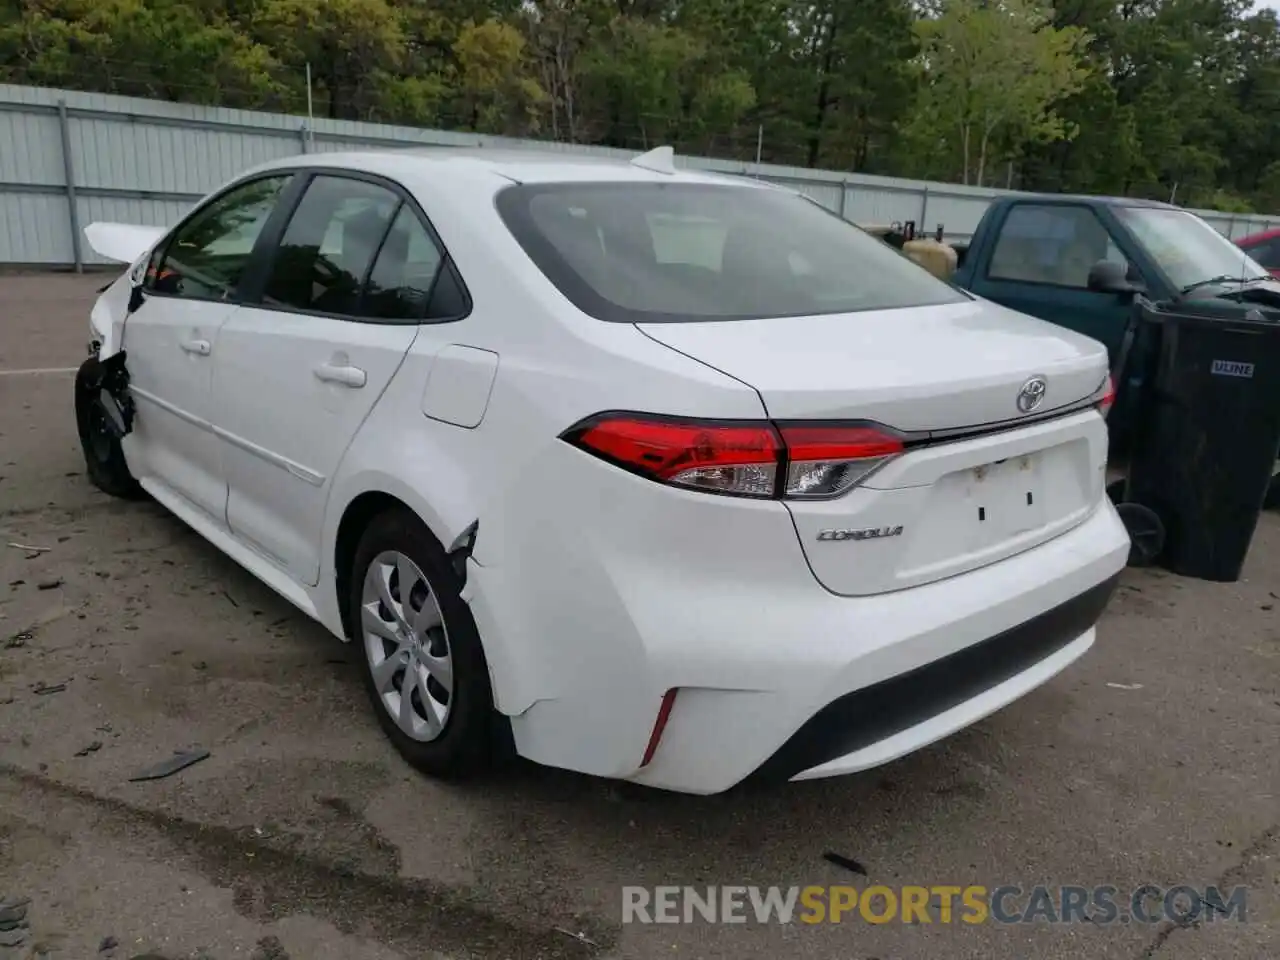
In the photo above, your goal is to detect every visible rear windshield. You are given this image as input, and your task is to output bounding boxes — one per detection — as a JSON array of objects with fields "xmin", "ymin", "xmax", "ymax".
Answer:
[{"xmin": 494, "ymin": 181, "xmax": 968, "ymax": 323}]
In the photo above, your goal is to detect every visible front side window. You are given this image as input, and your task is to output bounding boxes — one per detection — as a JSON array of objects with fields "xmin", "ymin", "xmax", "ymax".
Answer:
[
  {"xmin": 495, "ymin": 182, "xmax": 968, "ymax": 323},
  {"xmin": 987, "ymin": 204, "xmax": 1121, "ymax": 289},
  {"xmin": 148, "ymin": 175, "xmax": 290, "ymax": 300},
  {"xmin": 1115, "ymin": 206, "xmax": 1269, "ymax": 292},
  {"xmin": 261, "ymin": 175, "xmax": 401, "ymax": 315}
]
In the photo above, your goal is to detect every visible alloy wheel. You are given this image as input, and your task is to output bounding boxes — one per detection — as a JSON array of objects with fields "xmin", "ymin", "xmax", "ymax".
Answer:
[{"xmin": 360, "ymin": 550, "xmax": 454, "ymax": 742}]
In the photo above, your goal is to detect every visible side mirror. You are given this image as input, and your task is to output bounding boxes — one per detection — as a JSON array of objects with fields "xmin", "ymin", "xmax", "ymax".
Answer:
[{"xmin": 1088, "ymin": 259, "xmax": 1143, "ymax": 296}]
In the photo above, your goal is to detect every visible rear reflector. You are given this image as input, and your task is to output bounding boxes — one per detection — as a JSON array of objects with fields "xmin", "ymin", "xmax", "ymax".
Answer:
[
  {"xmin": 562, "ymin": 413, "xmax": 905, "ymax": 499},
  {"xmin": 640, "ymin": 689, "xmax": 679, "ymax": 767}
]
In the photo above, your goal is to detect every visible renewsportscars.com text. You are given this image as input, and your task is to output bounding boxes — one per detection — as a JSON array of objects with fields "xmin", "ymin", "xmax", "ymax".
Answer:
[{"xmin": 622, "ymin": 884, "xmax": 1248, "ymax": 926}]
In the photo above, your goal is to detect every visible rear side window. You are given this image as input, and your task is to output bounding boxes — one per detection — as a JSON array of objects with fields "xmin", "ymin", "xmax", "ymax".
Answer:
[
  {"xmin": 363, "ymin": 205, "xmax": 446, "ymax": 320},
  {"xmin": 261, "ymin": 175, "xmax": 400, "ymax": 315},
  {"xmin": 494, "ymin": 182, "xmax": 967, "ymax": 323}
]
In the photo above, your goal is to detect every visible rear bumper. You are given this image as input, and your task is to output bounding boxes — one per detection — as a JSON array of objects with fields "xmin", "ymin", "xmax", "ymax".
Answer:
[
  {"xmin": 748, "ymin": 573, "xmax": 1118, "ymax": 784},
  {"xmin": 464, "ymin": 441, "xmax": 1129, "ymax": 795},
  {"xmin": 625, "ymin": 502, "xmax": 1127, "ymax": 794}
]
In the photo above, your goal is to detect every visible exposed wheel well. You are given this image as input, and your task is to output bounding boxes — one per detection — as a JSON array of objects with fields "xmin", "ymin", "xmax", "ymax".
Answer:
[
  {"xmin": 333, "ymin": 491, "xmax": 515, "ymax": 758},
  {"xmin": 334, "ymin": 491, "xmax": 415, "ymax": 638}
]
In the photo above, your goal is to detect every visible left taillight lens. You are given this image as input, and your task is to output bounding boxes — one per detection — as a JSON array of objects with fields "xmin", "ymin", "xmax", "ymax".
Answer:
[{"xmin": 561, "ymin": 413, "xmax": 904, "ymax": 500}]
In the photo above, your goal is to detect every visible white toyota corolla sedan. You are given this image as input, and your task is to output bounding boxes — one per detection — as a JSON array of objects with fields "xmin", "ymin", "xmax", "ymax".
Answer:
[{"xmin": 76, "ymin": 146, "xmax": 1129, "ymax": 794}]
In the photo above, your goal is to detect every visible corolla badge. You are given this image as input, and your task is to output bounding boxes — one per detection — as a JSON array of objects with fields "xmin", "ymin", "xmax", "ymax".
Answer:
[
  {"xmin": 817, "ymin": 526, "xmax": 904, "ymax": 542},
  {"xmin": 1016, "ymin": 376, "xmax": 1047, "ymax": 414}
]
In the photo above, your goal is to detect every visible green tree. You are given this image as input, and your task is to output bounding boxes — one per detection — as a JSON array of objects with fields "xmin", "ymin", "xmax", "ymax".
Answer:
[
  {"xmin": 451, "ymin": 18, "xmax": 546, "ymax": 134},
  {"xmin": 0, "ymin": 0, "xmax": 284, "ymax": 107},
  {"xmin": 247, "ymin": 0, "xmax": 407, "ymax": 120},
  {"xmin": 911, "ymin": 0, "xmax": 1093, "ymax": 186}
]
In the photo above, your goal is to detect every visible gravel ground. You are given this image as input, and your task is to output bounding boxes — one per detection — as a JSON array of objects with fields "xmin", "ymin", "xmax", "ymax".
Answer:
[{"xmin": 0, "ymin": 273, "xmax": 1276, "ymax": 960}]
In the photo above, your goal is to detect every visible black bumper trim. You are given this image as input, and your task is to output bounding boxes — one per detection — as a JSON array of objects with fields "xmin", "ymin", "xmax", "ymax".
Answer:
[{"xmin": 746, "ymin": 572, "xmax": 1121, "ymax": 784}]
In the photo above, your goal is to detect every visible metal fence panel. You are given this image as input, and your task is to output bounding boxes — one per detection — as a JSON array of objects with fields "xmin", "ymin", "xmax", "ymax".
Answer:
[
  {"xmin": 3, "ymin": 82, "xmax": 1280, "ymax": 268},
  {"xmin": 0, "ymin": 193, "xmax": 72, "ymax": 264}
]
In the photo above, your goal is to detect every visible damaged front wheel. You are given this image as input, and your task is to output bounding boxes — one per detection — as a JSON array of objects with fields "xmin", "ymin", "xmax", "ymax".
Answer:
[{"xmin": 74, "ymin": 356, "xmax": 144, "ymax": 499}]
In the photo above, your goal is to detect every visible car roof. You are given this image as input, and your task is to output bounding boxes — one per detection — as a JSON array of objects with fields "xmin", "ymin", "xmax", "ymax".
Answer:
[
  {"xmin": 248, "ymin": 146, "xmax": 772, "ymax": 190},
  {"xmin": 999, "ymin": 193, "xmax": 1180, "ymax": 210}
]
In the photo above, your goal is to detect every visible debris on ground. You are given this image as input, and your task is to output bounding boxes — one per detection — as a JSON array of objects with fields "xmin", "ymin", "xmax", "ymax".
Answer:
[
  {"xmin": 552, "ymin": 928, "xmax": 599, "ymax": 948},
  {"xmin": 98, "ymin": 935, "xmax": 119, "ymax": 953},
  {"xmin": 31, "ymin": 681, "xmax": 66, "ymax": 696},
  {"xmin": 128, "ymin": 748, "xmax": 211, "ymax": 782},
  {"xmin": 822, "ymin": 851, "xmax": 868, "ymax": 876},
  {"xmin": 35, "ymin": 578, "xmax": 63, "ymax": 591},
  {"xmin": 4, "ymin": 632, "xmax": 31, "ymax": 649},
  {"xmin": 0, "ymin": 896, "xmax": 30, "ymax": 949},
  {"xmin": 6, "ymin": 542, "xmax": 51, "ymax": 554},
  {"xmin": 1106, "ymin": 682, "xmax": 1144, "ymax": 691},
  {"xmin": 0, "ymin": 928, "xmax": 28, "ymax": 948},
  {"xmin": 75, "ymin": 741, "xmax": 103, "ymax": 757},
  {"xmin": 0, "ymin": 896, "xmax": 30, "ymax": 927}
]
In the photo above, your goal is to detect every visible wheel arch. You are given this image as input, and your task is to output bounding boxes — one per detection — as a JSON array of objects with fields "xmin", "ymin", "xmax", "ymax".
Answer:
[
  {"xmin": 323, "ymin": 468, "xmax": 480, "ymax": 639},
  {"xmin": 326, "ymin": 481, "xmax": 517, "ymax": 759},
  {"xmin": 334, "ymin": 490, "xmax": 413, "ymax": 639}
]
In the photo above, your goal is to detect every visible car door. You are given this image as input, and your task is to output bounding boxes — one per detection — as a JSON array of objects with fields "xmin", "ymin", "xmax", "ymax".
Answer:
[
  {"xmin": 208, "ymin": 171, "xmax": 448, "ymax": 586},
  {"xmin": 976, "ymin": 202, "xmax": 1143, "ymax": 364},
  {"xmin": 123, "ymin": 173, "xmax": 294, "ymax": 521}
]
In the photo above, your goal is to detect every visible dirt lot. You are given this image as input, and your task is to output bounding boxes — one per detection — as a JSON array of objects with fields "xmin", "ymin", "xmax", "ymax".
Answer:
[{"xmin": 0, "ymin": 273, "xmax": 1277, "ymax": 960}]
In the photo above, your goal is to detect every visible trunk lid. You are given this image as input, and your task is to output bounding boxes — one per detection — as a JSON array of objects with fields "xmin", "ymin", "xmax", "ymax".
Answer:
[
  {"xmin": 636, "ymin": 298, "xmax": 1107, "ymax": 430},
  {"xmin": 84, "ymin": 222, "xmax": 167, "ymax": 265},
  {"xmin": 638, "ymin": 299, "xmax": 1111, "ymax": 595}
]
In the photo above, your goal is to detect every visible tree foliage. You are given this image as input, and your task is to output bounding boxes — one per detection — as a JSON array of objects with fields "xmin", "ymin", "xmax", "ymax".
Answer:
[{"xmin": 3, "ymin": 0, "xmax": 1280, "ymax": 211}]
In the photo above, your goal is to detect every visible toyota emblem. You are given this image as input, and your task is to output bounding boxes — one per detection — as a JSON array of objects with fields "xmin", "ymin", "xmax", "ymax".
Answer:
[{"xmin": 1016, "ymin": 376, "xmax": 1047, "ymax": 414}]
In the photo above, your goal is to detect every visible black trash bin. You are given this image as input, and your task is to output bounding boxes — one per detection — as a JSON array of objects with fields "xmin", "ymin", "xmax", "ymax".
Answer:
[{"xmin": 1122, "ymin": 298, "xmax": 1280, "ymax": 582}]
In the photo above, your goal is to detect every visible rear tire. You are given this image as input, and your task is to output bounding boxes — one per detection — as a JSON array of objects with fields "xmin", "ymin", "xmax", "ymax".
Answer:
[
  {"xmin": 1116, "ymin": 501, "xmax": 1165, "ymax": 567},
  {"xmin": 74, "ymin": 356, "xmax": 144, "ymax": 500},
  {"xmin": 348, "ymin": 507, "xmax": 495, "ymax": 778}
]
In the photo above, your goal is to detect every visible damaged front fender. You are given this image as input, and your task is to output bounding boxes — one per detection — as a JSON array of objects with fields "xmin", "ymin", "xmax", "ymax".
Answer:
[{"xmin": 89, "ymin": 271, "xmax": 134, "ymax": 360}]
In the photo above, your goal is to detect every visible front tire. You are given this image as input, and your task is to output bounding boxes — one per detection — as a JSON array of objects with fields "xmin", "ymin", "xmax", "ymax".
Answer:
[
  {"xmin": 74, "ymin": 356, "xmax": 144, "ymax": 499},
  {"xmin": 349, "ymin": 508, "xmax": 495, "ymax": 777}
]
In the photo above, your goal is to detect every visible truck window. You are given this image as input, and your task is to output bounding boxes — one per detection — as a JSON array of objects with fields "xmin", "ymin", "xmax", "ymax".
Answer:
[
  {"xmin": 1114, "ymin": 206, "xmax": 1269, "ymax": 292},
  {"xmin": 988, "ymin": 204, "xmax": 1125, "ymax": 289}
]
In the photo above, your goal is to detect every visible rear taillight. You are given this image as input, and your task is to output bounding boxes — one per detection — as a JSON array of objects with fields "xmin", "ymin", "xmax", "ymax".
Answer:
[
  {"xmin": 1098, "ymin": 375, "xmax": 1115, "ymax": 418},
  {"xmin": 777, "ymin": 423, "xmax": 904, "ymax": 498},
  {"xmin": 563, "ymin": 414, "xmax": 780, "ymax": 496},
  {"xmin": 561, "ymin": 413, "xmax": 904, "ymax": 500}
]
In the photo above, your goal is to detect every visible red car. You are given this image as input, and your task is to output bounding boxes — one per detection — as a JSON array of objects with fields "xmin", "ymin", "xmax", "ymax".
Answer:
[{"xmin": 1235, "ymin": 226, "xmax": 1280, "ymax": 276}]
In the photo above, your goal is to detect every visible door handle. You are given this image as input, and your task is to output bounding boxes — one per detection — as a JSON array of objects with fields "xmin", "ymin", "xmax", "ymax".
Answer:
[
  {"xmin": 180, "ymin": 338, "xmax": 211, "ymax": 356},
  {"xmin": 314, "ymin": 362, "xmax": 367, "ymax": 388}
]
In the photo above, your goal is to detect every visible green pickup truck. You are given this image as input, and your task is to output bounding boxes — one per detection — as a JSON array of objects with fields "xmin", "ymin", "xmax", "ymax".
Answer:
[{"xmin": 949, "ymin": 194, "xmax": 1280, "ymax": 447}]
